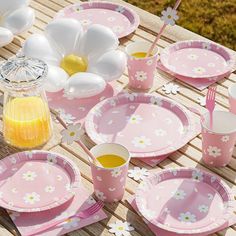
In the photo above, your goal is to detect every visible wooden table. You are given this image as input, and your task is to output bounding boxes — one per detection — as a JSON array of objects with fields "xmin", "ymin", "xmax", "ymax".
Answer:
[{"xmin": 0, "ymin": 0, "xmax": 236, "ymax": 235}]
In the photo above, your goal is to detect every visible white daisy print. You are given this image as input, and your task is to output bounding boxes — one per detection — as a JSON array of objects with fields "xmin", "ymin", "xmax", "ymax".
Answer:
[
  {"xmin": 92, "ymin": 107, "xmax": 102, "ymax": 117},
  {"xmin": 107, "ymin": 16, "xmax": 116, "ymax": 22},
  {"xmin": 208, "ymin": 193, "xmax": 213, "ymax": 200},
  {"xmin": 62, "ymin": 217, "xmax": 80, "ymax": 230},
  {"xmin": 95, "ymin": 190, "xmax": 106, "ymax": 201},
  {"xmin": 202, "ymin": 42, "xmax": 211, "ymax": 50},
  {"xmin": 55, "ymin": 108, "xmax": 76, "ymax": 124},
  {"xmin": 128, "ymin": 167, "xmax": 149, "ymax": 181},
  {"xmin": 150, "ymin": 96, "xmax": 163, "ymax": 106},
  {"xmin": 22, "ymin": 171, "xmax": 37, "ymax": 181},
  {"xmin": 132, "ymin": 136, "xmax": 152, "ymax": 149},
  {"xmin": 8, "ymin": 211, "xmax": 20, "ymax": 221},
  {"xmin": 61, "ymin": 123, "xmax": 84, "ymax": 145},
  {"xmin": 192, "ymin": 170, "xmax": 203, "ymax": 181},
  {"xmin": 45, "ymin": 186, "xmax": 55, "ymax": 193},
  {"xmin": 135, "ymin": 71, "xmax": 147, "ymax": 81},
  {"xmin": 146, "ymin": 59, "xmax": 153, "ymax": 66},
  {"xmin": 25, "ymin": 151, "xmax": 33, "ymax": 159},
  {"xmin": 178, "ymin": 212, "xmax": 196, "ymax": 223},
  {"xmin": 10, "ymin": 157, "xmax": 17, "ymax": 164},
  {"xmin": 187, "ymin": 54, "xmax": 198, "ymax": 60},
  {"xmin": 109, "ymin": 99, "xmax": 117, "ymax": 107},
  {"xmin": 109, "ymin": 220, "xmax": 134, "ymax": 236},
  {"xmin": 80, "ymin": 19, "xmax": 92, "ymax": 26},
  {"xmin": 86, "ymin": 196, "xmax": 96, "ymax": 205},
  {"xmin": 141, "ymin": 207, "xmax": 157, "ymax": 220},
  {"xmin": 207, "ymin": 146, "xmax": 221, "ymax": 158},
  {"xmin": 162, "ymin": 83, "xmax": 180, "ymax": 94},
  {"xmin": 127, "ymin": 114, "xmax": 143, "ymax": 124},
  {"xmin": 112, "ymin": 25, "xmax": 124, "ymax": 33},
  {"xmin": 193, "ymin": 67, "xmax": 206, "ymax": 75},
  {"xmin": 47, "ymin": 153, "xmax": 57, "ymax": 164},
  {"xmin": 221, "ymin": 136, "xmax": 229, "ymax": 142},
  {"xmin": 207, "ymin": 62, "xmax": 215, "ymax": 67},
  {"xmin": 198, "ymin": 204, "xmax": 209, "ymax": 213},
  {"xmin": 160, "ymin": 7, "xmax": 179, "ymax": 26},
  {"xmin": 115, "ymin": 6, "xmax": 125, "ymax": 13},
  {"xmin": 111, "ymin": 168, "xmax": 122, "ymax": 178},
  {"xmin": 155, "ymin": 129, "xmax": 167, "ymax": 136},
  {"xmin": 65, "ymin": 183, "xmax": 71, "ymax": 191},
  {"xmin": 197, "ymin": 96, "xmax": 206, "ymax": 106},
  {"xmin": 23, "ymin": 192, "xmax": 40, "ymax": 204},
  {"xmin": 172, "ymin": 189, "xmax": 186, "ymax": 200},
  {"xmin": 124, "ymin": 92, "xmax": 138, "ymax": 101}
]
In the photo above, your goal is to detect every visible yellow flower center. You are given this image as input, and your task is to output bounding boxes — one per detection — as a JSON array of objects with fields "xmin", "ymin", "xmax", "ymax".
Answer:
[
  {"xmin": 69, "ymin": 131, "xmax": 75, "ymax": 137},
  {"xmin": 60, "ymin": 54, "xmax": 88, "ymax": 76},
  {"xmin": 118, "ymin": 226, "xmax": 124, "ymax": 230},
  {"xmin": 139, "ymin": 140, "xmax": 144, "ymax": 144}
]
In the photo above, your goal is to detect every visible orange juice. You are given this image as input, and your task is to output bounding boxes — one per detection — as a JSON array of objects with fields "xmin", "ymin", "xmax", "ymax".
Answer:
[
  {"xmin": 3, "ymin": 96, "xmax": 52, "ymax": 149},
  {"xmin": 96, "ymin": 154, "xmax": 126, "ymax": 168},
  {"xmin": 131, "ymin": 52, "xmax": 152, "ymax": 58}
]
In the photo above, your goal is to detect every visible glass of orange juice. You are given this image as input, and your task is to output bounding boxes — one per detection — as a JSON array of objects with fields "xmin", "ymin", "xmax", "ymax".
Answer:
[
  {"xmin": 125, "ymin": 41, "xmax": 159, "ymax": 90},
  {"xmin": 89, "ymin": 143, "xmax": 130, "ymax": 203}
]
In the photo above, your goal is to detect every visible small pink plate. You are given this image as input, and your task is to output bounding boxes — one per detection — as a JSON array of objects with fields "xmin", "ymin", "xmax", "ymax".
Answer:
[
  {"xmin": 0, "ymin": 151, "xmax": 80, "ymax": 212},
  {"xmin": 161, "ymin": 40, "xmax": 234, "ymax": 80},
  {"xmin": 85, "ymin": 93, "xmax": 198, "ymax": 158},
  {"xmin": 135, "ymin": 168, "xmax": 234, "ymax": 234},
  {"xmin": 55, "ymin": 1, "xmax": 140, "ymax": 38}
]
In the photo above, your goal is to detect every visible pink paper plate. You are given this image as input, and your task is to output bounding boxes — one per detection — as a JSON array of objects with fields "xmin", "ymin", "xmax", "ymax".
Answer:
[
  {"xmin": 55, "ymin": 1, "xmax": 140, "ymax": 38},
  {"xmin": 85, "ymin": 93, "xmax": 198, "ymax": 158},
  {"xmin": 135, "ymin": 168, "xmax": 235, "ymax": 234},
  {"xmin": 0, "ymin": 151, "xmax": 80, "ymax": 212},
  {"xmin": 161, "ymin": 40, "xmax": 234, "ymax": 81}
]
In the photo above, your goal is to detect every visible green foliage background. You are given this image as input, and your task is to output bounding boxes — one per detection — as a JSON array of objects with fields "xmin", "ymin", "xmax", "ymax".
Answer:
[{"xmin": 125, "ymin": 0, "xmax": 236, "ymax": 50}]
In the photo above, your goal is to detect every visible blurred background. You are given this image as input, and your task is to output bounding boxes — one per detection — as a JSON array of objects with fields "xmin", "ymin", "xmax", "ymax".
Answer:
[{"xmin": 125, "ymin": 0, "xmax": 236, "ymax": 50}]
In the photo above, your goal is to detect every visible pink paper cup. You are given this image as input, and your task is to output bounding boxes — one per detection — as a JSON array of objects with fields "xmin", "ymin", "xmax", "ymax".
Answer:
[
  {"xmin": 125, "ymin": 41, "xmax": 159, "ymax": 91},
  {"xmin": 90, "ymin": 143, "xmax": 130, "ymax": 203},
  {"xmin": 201, "ymin": 110, "xmax": 236, "ymax": 167},
  {"xmin": 228, "ymin": 83, "xmax": 236, "ymax": 114}
]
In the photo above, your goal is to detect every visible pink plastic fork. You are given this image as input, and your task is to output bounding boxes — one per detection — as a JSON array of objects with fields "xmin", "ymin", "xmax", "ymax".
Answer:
[
  {"xmin": 25, "ymin": 201, "xmax": 104, "ymax": 236},
  {"xmin": 206, "ymin": 86, "xmax": 217, "ymax": 129}
]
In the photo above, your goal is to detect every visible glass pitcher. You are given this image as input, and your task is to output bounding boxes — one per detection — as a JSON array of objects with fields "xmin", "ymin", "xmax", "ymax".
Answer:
[{"xmin": 0, "ymin": 56, "xmax": 53, "ymax": 149}]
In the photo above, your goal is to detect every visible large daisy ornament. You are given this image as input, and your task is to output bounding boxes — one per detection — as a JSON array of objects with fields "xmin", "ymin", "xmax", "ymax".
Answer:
[
  {"xmin": 0, "ymin": 0, "xmax": 35, "ymax": 47},
  {"xmin": 23, "ymin": 18, "xmax": 127, "ymax": 98}
]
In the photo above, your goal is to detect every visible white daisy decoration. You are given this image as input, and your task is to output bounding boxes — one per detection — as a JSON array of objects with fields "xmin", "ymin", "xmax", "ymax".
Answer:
[
  {"xmin": 62, "ymin": 216, "xmax": 80, "ymax": 230},
  {"xmin": 79, "ymin": 19, "xmax": 92, "ymax": 26},
  {"xmin": 197, "ymin": 96, "xmax": 206, "ymax": 106},
  {"xmin": 162, "ymin": 83, "xmax": 180, "ymax": 94},
  {"xmin": 221, "ymin": 135, "xmax": 229, "ymax": 142},
  {"xmin": 128, "ymin": 167, "xmax": 149, "ymax": 181},
  {"xmin": 45, "ymin": 186, "xmax": 55, "ymax": 193},
  {"xmin": 193, "ymin": 67, "xmax": 206, "ymax": 75},
  {"xmin": 8, "ymin": 211, "xmax": 20, "ymax": 221},
  {"xmin": 187, "ymin": 54, "xmax": 198, "ymax": 60},
  {"xmin": 135, "ymin": 71, "xmax": 147, "ymax": 81},
  {"xmin": 23, "ymin": 192, "xmax": 40, "ymax": 204},
  {"xmin": 198, "ymin": 204, "xmax": 209, "ymax": 213},
  {"xmin": 111, "ymin": 168, "xmax": 122, "ymax": 178},
  {"xmin": 22, "ymin": 171, "xmax": 37, "ymax": 181},
  {"xmin": 141, "ymin": 207, "xmax": 157, "ymax": 220},
  {"xmin": 146, "ymin": 59, "xmax": 153, "ymax": 66},
  {"xmin": 124, "ymin": 92, "xmax": 138, "ymax": 101},
  {"xmin": 127, "ymin": 114, "xmax": 143, "ymax": 124},
  {"xmin": 207, "ymin": 62, "xmax": 215, "ymax": 67},
  {"xmin": 47, "ymin": 153, "xmax": 57, "ymax": 164},
  {"xmin": 107, "ymin": 16, "xmax": 116, "ymax": 22},
  {"xmin": 10, "ymin": 157, "xmax": 17, "ymax": 164},
  {"xmin": 86, "ymin": 196, "xmax": 96, "ymax": 205},
  {"xmin": 115, "ymin": 6, "xmax": 125, "ymax": 13},
  {"xmin": 95, "ymin": 190, "xmax": 106, "ymax": 201},
  {"xmin": 172, "ymin": 189, "xmax": 186, "ymax": 200},
  {"xmin": 160, "ymin": 7, "xmax": 179, "ymax": 26},
  {"xmin": 55, "ymin": 108, "xmax": 76, "ymax": 125},
  {"xmin": 192, "ymin": 170, "xmax": 203, "ymax": 181},
  {"xmin": 207, "ymin": 146, "xmax": 221, "ymax": 158},
  {"xmin": 132, "ymin": 136, "xmax": 152, "ymax": 149},
  {"xmin": 178, "ymin": 212, "xmax": 196, "ymax": 223},
  {"xmin": 150, "ymin": 96, "xmax": 163, "ymax": 106},
  {"xmin": 155, "ymin": 129, "xmax": 167, "ymax": 136},
  {"xmin": 109, "ymin": 220, "xmax": 134, "ymax": 236},
  {"xmin": 112, "ymin": 25, "xmax": 124, "ymax": 33},
  {"xmin": 61, "ymin": 123, "xmax": 84, "ymax": 145},
  {"xmin": 208, "ymin": 193, "xmax": 213, "ymax": 200},
  {"xmin": 202, "ymin": 42, "xmax": 211, "ymax": 50}
]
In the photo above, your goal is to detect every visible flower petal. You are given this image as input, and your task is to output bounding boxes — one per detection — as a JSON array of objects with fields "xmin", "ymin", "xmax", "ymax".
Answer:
[
  {"xmin": 44, "ymin": 65, "xmax": 68, "ymax": 92},
  {"xmin": 0, "ymin": 0, "xmax": 29, "ymax": 16},
  {"xmin": 3, "ymin": 7, "xmax": 34, "ymax": 34},
  {"xmin": 88, "ymin": 50, "xmax": 126, "ymax": 82},
  {"xmin": 77, "ymin": 24, "xmax": 118, "ymax": 57},
  {"xmin": 45, "ymin": 18, "xmax": 83, "ymax": 56},
  {"xmin": 23, "ymin": 34, "xmax": 61, "ymax": 65},
  {"xmin": 0, "ymin": 27, "xmax": 13, "ymax": 47}
]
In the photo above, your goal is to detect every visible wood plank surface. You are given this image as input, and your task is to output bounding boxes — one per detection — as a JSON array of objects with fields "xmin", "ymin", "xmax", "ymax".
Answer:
[{"xmin": 0, "ymin": 0, "xmax": 235, "ymax": 235}]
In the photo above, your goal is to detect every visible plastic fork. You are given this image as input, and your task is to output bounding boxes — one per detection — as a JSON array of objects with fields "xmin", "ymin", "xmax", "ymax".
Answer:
[
  {"xmin": 206, "ymin": 86, "xmax": 217, "ymax": 129},
  {"xmin": 25, "ymin": 201, "xmax": 104, "ymax": 236}
]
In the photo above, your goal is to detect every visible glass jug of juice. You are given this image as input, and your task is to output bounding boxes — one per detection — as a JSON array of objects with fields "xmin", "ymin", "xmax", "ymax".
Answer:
[{"xmin": 0, "ymin": 56, "xmax": 52, "ymax": 149}]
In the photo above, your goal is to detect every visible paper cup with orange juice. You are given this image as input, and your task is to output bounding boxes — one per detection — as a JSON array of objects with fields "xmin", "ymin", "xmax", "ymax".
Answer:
[
  {"xmin": 126, "ymin": 41, "xmax": 159, "ymax": 90},
  {"xmin": 90, "ymin": 143, "xmax": 130, "ymax": 203}
]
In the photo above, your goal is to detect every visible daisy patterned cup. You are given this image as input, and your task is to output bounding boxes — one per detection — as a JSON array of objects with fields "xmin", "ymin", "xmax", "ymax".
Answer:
[
  {"xmin": 201, "ymin": 110, "xmax": 236, "ymax": 167},
  {"xmin": 126, "ymin": 41, "xmax": 159, "ymax": 91},
  {"xmin": 228, "ymin": 83, "xmax": 236, "ymax": 114},
  {"xmin": 90, "ymin": 143, "xmax": 130, "ymax": 203}
]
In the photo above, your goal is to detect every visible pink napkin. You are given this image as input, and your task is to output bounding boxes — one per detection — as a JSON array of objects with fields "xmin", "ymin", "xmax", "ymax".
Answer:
[
  {"xmin": 8, "ymin": 186, "xmax": 107, "ymax": 236},
  {"xmin": 128, "ymin": 197, "xmax": 236, "ymax": 236}
]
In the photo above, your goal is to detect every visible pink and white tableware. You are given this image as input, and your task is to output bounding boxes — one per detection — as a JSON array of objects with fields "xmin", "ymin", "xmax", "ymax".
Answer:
[
  {"xmin": 126, "ymin": 41, "xmax": 159, "ymax": 90},
  {"xmin": 90, "ymin": 143, "xmax": 130, "ymax": 203},
  {"xmin": 228, "ymin": 83, "xmax": 236, "ymax": 114},
  {"xmin": 85, "ymin": 93, "xmax": 199, "ymax": 159},
  {"xmin": 135, "ymin": 168, "xmax": 235, "ymax": 235},
  {"xmin": 201, "ymin": 110, "xmax": 236, "ymax": 167},
  {"xmin": 0, "ymin": 151, "xmax": 80, "ymax": 212},
  {"xmin": 55, "ymin": 1, "xmax": 140, "ymax": 38}
]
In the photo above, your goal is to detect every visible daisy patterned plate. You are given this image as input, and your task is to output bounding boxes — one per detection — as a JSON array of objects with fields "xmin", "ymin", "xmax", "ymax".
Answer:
[
  {"xmin": 161, "ymin": 40, "xmax": 234, "ymax": 80},
  {"xmin": 0, "ymin": 151, "xmax": 80, "ymax": 212},
  {"xmin": 85, "ymin": 93, "xmax": 198, "ymax": 158},
  {"xmin": 55, "ymin": 1, "xmax": 140, "ymax": 38},
  {"xmin": 135, "ymin": 168, "xmax": 234, "ymax": 234}
]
